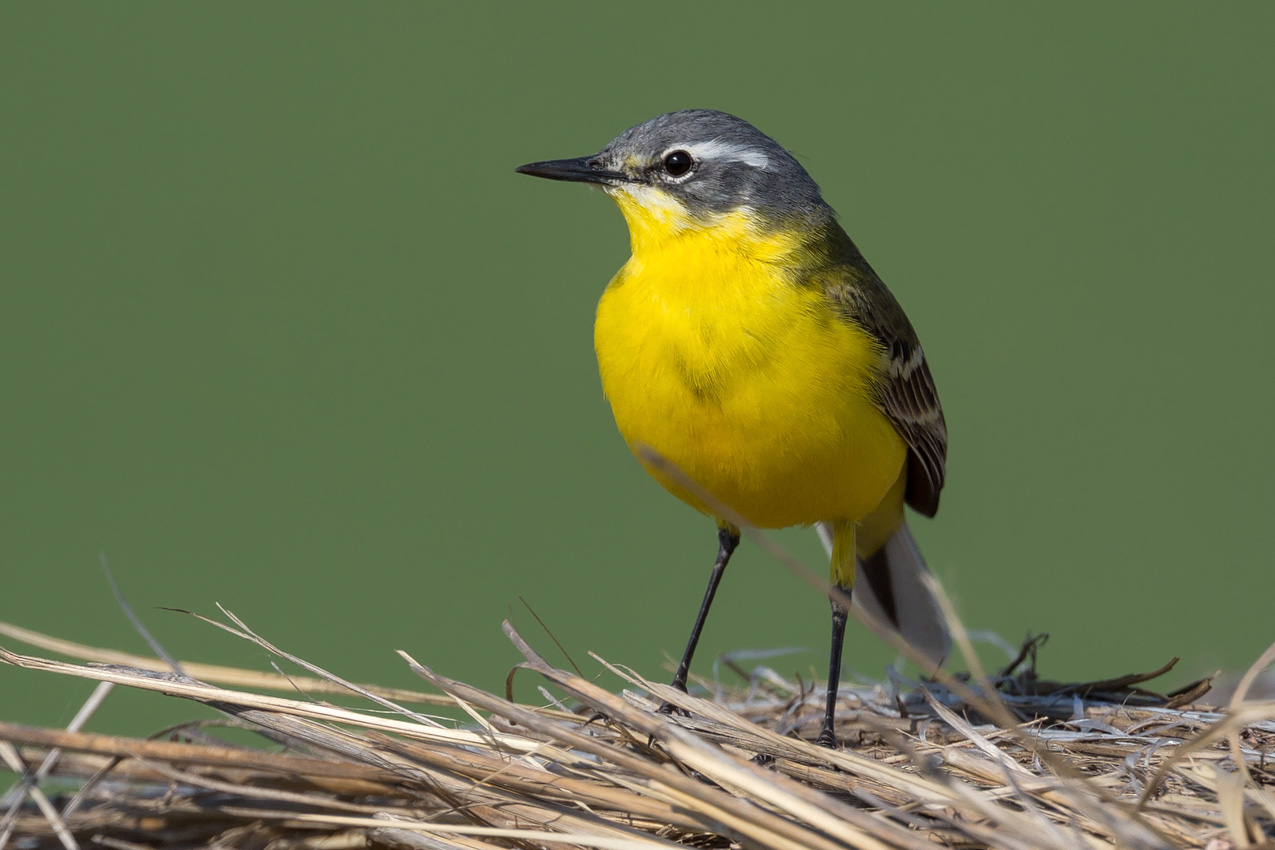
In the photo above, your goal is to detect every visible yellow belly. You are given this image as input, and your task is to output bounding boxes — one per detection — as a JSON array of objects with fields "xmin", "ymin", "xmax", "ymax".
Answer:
[{"xmin": 593, "ymin": 236, "xmax": 906, "ymax": 529}]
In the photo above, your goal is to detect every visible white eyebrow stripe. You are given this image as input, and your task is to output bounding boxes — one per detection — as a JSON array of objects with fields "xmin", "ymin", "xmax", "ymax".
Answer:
[{"xmin": 676, "ymin": 140, "xmax": 770, "ymax": 171}]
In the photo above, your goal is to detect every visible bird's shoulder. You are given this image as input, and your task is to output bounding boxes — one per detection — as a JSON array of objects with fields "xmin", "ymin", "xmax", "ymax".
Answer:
[{"xmin": 804, "ymin": 225, "xmax": 949, "ymax": 517}]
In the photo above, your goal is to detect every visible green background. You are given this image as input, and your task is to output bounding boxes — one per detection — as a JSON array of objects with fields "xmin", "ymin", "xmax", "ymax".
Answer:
[{"xmin": 2, "ymin": 3, "xmax": 1272, "ymax": 738}]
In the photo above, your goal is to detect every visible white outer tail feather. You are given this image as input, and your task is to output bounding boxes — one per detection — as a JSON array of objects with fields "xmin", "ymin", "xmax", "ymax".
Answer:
[{"xmin": 816, "ymin": 521, "xmax": 951, "ymax": 667}]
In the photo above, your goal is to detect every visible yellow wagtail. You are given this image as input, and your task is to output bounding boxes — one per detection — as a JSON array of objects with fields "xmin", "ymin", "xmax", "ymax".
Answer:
[{"xmin": 517, "ymin": 110, "xmax": 949, "ymax": 747}]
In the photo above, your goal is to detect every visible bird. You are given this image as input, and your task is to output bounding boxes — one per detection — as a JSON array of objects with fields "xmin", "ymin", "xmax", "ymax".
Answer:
[{"xmin": 516, "ymin": 110, "xmax": 949, "ymax": 747}]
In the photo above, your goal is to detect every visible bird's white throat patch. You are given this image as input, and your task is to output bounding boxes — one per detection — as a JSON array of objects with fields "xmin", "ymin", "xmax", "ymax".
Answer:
[{"xmin": 608, "ymin": 183, "xmax": 694, "ymax": 229}]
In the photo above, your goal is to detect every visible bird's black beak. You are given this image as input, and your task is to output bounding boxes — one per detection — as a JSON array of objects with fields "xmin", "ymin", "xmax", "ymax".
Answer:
[{"xmin": 515, "ymin": 156, "xmax": 627, "ymax": 185}]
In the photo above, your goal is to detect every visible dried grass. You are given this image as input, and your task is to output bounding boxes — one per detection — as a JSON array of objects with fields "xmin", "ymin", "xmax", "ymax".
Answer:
[{"xmin": 2, "ymin": 605, "xmax": 1274, "ymax": 850}]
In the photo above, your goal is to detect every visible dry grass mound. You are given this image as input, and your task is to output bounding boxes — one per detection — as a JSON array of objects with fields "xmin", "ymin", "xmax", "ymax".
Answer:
[{"xmin": 2, "ymin": 609, "xmax": 1274, "ymax": 850}]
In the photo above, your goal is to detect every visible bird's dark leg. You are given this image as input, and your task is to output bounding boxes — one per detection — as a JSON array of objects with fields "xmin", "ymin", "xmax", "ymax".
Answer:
[
  {"xmin": 816, "ymin": 585, "xmax": 851, "ymax": 748},
  {"xmin": 667, "ymin": 524, "xmax": 740, "ymax": 699}
]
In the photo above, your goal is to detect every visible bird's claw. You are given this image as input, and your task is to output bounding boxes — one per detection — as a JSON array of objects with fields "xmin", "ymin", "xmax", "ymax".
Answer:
[{"xmin": 657, "ymin": 700, "xmax": 690, "ymax": 718}]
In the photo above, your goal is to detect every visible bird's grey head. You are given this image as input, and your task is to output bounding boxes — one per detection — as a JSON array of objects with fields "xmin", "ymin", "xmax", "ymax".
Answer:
[{"xmin": 517, "ymin": 110, "xmax": 830, "ymax": 223}]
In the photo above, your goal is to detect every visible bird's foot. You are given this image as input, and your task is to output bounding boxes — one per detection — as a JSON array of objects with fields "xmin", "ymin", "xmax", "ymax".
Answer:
[
  {"xmin": 657, "ymin": 700, "xmax": 690, "ymax": 718},
  {"xmin": 658, "ymin": 679, "xmax": 692, "ymax": 717},
  {"xmin": 582, "ymin": 710, "xmax": 610, "ymax": 728}
]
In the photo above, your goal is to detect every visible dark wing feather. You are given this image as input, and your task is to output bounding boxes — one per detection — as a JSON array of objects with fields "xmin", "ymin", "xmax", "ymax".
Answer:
[
  {"xmin": 876, "ymin": 334, "xmax": 947, "ymax": 517},
  {"xmin": 817, "ymin": 228, "xmax": 948, "ymax": 517}
]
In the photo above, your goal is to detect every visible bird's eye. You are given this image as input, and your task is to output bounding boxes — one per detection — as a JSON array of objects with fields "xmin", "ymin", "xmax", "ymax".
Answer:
[{"xmin": 662, "ymin": 150, "xmax": 694, "ymax": 178}]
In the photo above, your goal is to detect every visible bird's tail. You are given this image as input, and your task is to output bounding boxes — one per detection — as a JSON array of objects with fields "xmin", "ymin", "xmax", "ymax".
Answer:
[{"xmin": 816, "ymin": 521, "xmax": 951, "ymax": 668}]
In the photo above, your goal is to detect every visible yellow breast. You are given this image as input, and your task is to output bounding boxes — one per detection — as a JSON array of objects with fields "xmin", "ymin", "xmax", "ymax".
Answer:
[{"xmin": 593, "ymin": 209, "xmax": 906, "ymax": 528}]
